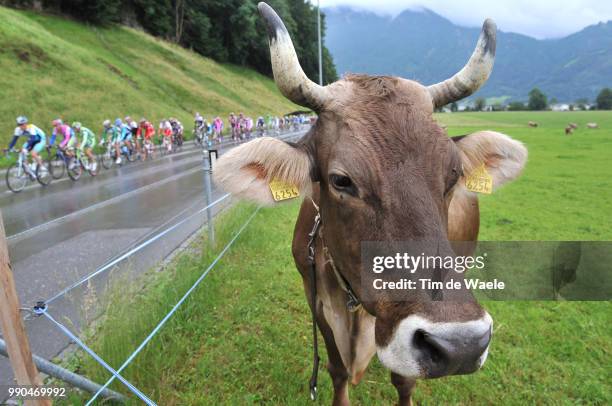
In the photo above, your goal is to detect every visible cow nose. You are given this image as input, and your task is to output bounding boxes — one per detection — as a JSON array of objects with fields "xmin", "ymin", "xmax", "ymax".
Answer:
[{"xmin": 413, "ymin": 326, "xmax": 492, "ymax": 378}]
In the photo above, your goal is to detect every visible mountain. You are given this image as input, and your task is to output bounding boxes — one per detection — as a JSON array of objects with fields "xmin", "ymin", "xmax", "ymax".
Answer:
[
  {"xmin": 0, "ymin": 6, "xmax": 297, "ymax": 146},
  {"xmin": 323, "ymin": 7, "xmax": 612, "ymax": 103}
]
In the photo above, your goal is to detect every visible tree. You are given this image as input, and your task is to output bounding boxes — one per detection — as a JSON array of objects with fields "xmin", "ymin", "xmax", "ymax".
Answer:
[
  {"xmin": 4, "ymin": 0, "xmax": 338, "ymax": 84},
  {"xmin": 575, "ymin": 98, "xmax": 589, "ymax": 110},
  {"xmin": 596, "ymin": 88, "xmax": 612, "ymax": 110},
  {"xmin": 474, "ymin": 97, "xmax": 486, "ymax": 111},
  {"xmin": 528, "ymin": 88, "xmax": 548, "ymax": 111},
  {"xmin": 450, "ymin": 102, "xmax": 458, "ymax": 112}
]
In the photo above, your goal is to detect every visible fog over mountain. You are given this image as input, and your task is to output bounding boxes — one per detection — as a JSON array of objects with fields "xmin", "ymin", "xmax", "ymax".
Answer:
[{"xmin": 324, "ymin": 7, "xmax": 612, "ymax": 103}]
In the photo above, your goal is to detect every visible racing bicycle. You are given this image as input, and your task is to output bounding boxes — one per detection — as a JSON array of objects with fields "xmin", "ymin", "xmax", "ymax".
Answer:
[{"xmin": 5, "ymin": 149, "xmax": 52, "ymax": 192}]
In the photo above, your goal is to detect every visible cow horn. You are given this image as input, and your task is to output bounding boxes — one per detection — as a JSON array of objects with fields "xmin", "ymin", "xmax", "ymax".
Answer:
[
  {"xmin": 258, "ymin": 2, "xmax": 329, "ymax": 111},
  {"xmin": 428, "ymin": 19, "xmax": 497, "ymax": 108}
]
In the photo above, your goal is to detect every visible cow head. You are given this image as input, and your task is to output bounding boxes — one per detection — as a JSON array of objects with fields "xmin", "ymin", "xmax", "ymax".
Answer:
[{"xmin": 214, "ymin": 2, "xmax": 527, "ymax": 381}]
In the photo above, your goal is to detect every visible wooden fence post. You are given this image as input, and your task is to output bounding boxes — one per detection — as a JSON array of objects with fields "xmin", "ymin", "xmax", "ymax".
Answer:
[{"xmin": 0, "ymin": 211, "xmax": 51, "ymax": 406}]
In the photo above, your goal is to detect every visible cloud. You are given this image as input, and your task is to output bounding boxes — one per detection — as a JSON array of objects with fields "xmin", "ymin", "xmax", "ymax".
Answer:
[{"xmin": 320, "ymin": 0, "xmax": 612, "ymax": 38}]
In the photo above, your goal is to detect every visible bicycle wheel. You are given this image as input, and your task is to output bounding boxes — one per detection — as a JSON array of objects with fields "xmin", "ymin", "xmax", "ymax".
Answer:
[
  {"xmin": 67, "ymin": 157, "xmax": 82, "ymax": 181},
  {"xmin": 126, "ymin": 149, "xmax": 136, "ymax": 162},
  {"xmin": 101, "ymin": 152, "xmax": 113, "ymax": 169},
  {"xmin": 6, "ymin": 163, "xmax": 28, "ymax": 193},
  {"xmin": 50, "ymin": 154, "xmax": 65, "ymax": 179},
  {"xmin": 36, "ymin": 161, "xmax": 52, "ymax": 186}
]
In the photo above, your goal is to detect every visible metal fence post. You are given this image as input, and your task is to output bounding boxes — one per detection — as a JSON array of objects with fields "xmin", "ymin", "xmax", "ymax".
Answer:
[{"xmin": 203, "ymin": 150, "xmax": 217, "ymax": 247}]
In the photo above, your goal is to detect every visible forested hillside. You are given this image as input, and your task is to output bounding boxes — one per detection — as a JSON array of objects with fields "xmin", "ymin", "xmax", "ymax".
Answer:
[
  {"xmin": 1, "ymin": 0, "xmax": 338, "ymax": 85},
  {"xmin": 0, "ymin": 6, "xmax": 300, "ymax": 144}
]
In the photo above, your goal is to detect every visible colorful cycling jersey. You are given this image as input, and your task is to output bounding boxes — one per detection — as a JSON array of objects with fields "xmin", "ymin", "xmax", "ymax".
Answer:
[
  {"xmin": 79, "ymin": 127, "xmax": 96, "ymax": 148},
  {"xmin": 120, "ymin": 124, "xmax": 132, "ymax": 141},
  {"xmin": 137, "ymin": 123, "xmax": 155, "ymax": 139},
  {"xmin": 9, "ymin": 124, "xmax": 46, "ymax": 150},
  {"xmin": 213, "ymin": 118, "xmax": 223, "ymax": 132},
  {"xmin": 51, "ymin": 124, "xmax": 74, "ymax": 148}
]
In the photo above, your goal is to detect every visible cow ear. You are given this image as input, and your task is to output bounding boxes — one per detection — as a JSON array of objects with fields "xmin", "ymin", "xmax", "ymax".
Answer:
[
  {"xmin": 453, "ymin": 131, "xmax": 527, "ymax": 191},
  {"xmin": 213, "ymin": 137, "xmax": 312, "ymax": 205}
]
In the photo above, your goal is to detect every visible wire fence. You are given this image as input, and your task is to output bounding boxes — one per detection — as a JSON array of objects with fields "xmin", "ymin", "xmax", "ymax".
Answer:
[{"xmin": 3, "ymin": 127, "xmax": 308, "ymax": 404}]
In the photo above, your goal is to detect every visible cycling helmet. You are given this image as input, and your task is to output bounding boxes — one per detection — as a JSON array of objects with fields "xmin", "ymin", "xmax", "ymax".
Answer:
[
  {"xmin": 16, "ymin": 116, "xmax": 28, "ymax": 125},
  {"xmin": 115, "ymin": 118, "xmax": 122, "ymax": 126},
  {"xmin": 52, "ymin": 119, "xmax": 63, "ymax": 126},
  {"xmin": 72, "ymin": 122, "xmax": 82, "ymax": 130},
  {"xmin": 103, "ymin": 119, "xmax": 111, "ymax": 128},
  {"xmin": 130, "ymin": 121, "xmax": 138, "ymax": 129},
  {"xmin": 140, "ymin": 118, "xmax": 146, "ymax": 124}
]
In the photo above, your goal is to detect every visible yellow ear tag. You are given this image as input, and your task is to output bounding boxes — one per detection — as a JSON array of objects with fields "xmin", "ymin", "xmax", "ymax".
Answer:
[
  {"xmin": 269, "ymin": 179, "xmax": 300, "ymax": 201},
  {"xmin": 465, "ymin": 164, "xmax": 493, "ymax": 194}
]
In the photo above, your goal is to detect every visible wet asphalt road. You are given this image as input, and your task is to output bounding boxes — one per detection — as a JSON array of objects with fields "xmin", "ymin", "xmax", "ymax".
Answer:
[{"xmin": 0, "ymin": 129, "xmax": 307, "ymax": 395}]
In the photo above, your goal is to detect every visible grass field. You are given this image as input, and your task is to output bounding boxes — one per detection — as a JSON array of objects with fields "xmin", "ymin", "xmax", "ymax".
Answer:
[
  {"xmin": 59, "ymin": 111, "xmax": 611, "ymax": 405},
  {"xmin": 0, "ymin": 6, "xmax": 297, "ymax": 165}
]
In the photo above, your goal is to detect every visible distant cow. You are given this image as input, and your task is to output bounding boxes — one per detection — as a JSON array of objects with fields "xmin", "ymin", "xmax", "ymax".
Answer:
[
  {"xmin": 568, "ymin": 123, "xmax": 578, "ymax": 129},
  {"xmin": 565, "ymin": 126, "xmax": 573, "ymax": 135},
  {"xmin": 528, "ymin": 121, "xmax": 538, "ymax": 127},
  {"xmin": 587, "ymin": 122, "xmax": 598, "ymax": 129}
]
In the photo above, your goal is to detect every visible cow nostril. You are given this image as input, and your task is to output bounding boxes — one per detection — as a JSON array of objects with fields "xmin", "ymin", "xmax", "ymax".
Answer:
[
  {"xmin": 412, "ymin": 326, "xmax": 492, "ymax": 378},
  {"xmin": 413, "ymin": 329, "xmax": 446, "ymax": 365}
]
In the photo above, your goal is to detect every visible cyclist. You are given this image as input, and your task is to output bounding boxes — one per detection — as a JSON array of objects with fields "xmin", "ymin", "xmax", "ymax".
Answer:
[
  {"xmin": 51, "ymin": 119, "xmax": 76, "ymax": 159},
  {"xmin": 194, "ymin": 113, "xmax": 206, "ymax": 144},
  {"xmin": 213, "ymin": 116, "xmax": 223, "ymax": 143},
  {"xmin": 161, "ymin": 120, "xmax": 173, "ymax": 152},
  {"xmin": 72, "ymin": 122, "xmax": 97, "ymax": 171},
  {"xmin": 137, "ymin": 119, "xmax": 155, "ymax": 159},
  {"xmin": 112, "ymin": 118, "xmax": 126, "ymax": 164},
  {"xmin": 256, "ymin": 116, "xmax": 265, "ymax": 136},
  {"xmin": 170, "ymin": 118, "xmax": 184, "ymax": 146},
  {"xmin": 7, "ymin": 116, "xmax": 46, "ymax": 173},
  {"xmin": 245, "ymin": 116, "xmax": 254, "ymax": 138},
  {"xmin": 229, "ymin": 113, "xmax": 238, "ymax": 141},
  {"xmin": 99, "ymin": 119, "xmax": 113, "ymax": 146}
]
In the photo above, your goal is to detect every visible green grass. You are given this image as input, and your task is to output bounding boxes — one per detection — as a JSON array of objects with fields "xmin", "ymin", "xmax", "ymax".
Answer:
[
  {"xmin": 59, "ymin": 111, "xmax": 611, "ymax": 405},
  {"xmin": 0, "ymin": 6, "xmax": 297, "ymax": 166}
]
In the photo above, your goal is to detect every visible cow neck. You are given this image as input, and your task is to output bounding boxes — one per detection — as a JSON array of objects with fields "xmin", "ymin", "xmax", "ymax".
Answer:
[{"xmin": 309, "ymin": 197, "xmax": 362, "ymax": 312}]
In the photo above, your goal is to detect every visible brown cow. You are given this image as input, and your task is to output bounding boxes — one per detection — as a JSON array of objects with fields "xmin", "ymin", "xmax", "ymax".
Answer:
[
  {"xmin": 569, "ymin": 122, "xmax": 578, "ymax": 129},
  {"xmin": 214, "ymin": 3, "xmax": 527, "ymax": 405},
  {"xmin": 528, "ymin": 121, "xmax": 538, "ymax": 127},
  {"xmin": 565, "ymin": 126, "xmax": 573, "ymax": 135}
]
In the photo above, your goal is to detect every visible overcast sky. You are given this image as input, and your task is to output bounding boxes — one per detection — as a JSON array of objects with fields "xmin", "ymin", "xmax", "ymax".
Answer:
[{"xmin": 320, "ymin": 0, "xmax": 612, "ymax": 39}]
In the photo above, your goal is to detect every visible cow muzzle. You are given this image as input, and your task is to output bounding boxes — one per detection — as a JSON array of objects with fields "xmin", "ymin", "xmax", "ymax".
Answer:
[{"xmin": 377, "ymin": 312, "xmax": 493, "ymax": 379}]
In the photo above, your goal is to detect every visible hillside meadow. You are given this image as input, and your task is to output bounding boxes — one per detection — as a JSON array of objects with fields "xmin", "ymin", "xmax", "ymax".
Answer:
[
  {"xmin": 59, "ymin": 111, "xmax": 611, "ymax": 405},
  {"xmin": 0, "ymin": 6, "xmax": 297, "ymax": 148}
]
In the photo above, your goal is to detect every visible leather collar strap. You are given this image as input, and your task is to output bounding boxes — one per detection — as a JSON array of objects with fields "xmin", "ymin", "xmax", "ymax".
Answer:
[
  {"xmin": 306, "ymin": 213, "xmax": 321, "ymax": 400},
  {"xmin": 305, "ymin": 200, "xmax": 362, "ymax": 400}
]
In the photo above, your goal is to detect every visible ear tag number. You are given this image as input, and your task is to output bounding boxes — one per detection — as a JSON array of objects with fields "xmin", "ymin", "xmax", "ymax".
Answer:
[
  {"xmin": 269, "ymin": 179, "xmax": 300, "ymax": 201},
  {"xmin": 465, "ymin": 164, "xmax": 493, "ymax": 194}
]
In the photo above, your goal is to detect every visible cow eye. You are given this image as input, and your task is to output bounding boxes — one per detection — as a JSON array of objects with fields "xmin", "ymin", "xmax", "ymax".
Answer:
[
  {"xmin": 445, "ymin": 167, "xmax": 462, "ymax": 194},
  {"xmin": 329, "ymin": 174, "xmax": 355, "ymax": 194}
]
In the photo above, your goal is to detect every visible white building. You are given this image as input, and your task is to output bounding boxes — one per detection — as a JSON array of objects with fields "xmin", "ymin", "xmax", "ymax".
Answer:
[{"xmin": 551, "ymin": 103, "xmax": 570, "ymax": 111}]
